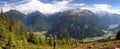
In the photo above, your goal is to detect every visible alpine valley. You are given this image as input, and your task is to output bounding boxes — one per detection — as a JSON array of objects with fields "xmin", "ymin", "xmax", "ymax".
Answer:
[{"xmin": 5, "ymin": 9, "xmax": 120, "ymax": 40}]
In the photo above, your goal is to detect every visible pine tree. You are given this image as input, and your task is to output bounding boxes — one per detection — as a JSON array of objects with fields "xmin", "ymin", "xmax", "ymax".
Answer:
[
  {"xmin": 6, "ymin": 32, "xmax": 16, "ymax": 47},
  {"xmin": 53, "ymin": 34, "xmax": 57, "ymax": 49},
  {"xmin": 0, "ymin": 8, "xmax": 9, "ymax": 47},
  {"xmin": 19, "ymin": 23, "xmax": 28, "ymax": 39},
  {"xmin": 48, "ymin": 34, "xmax": 54, "ymax": 46},
  {"xmin": 9, "ymin": 16, "xmax": 20, "ymax": 33},
  {"xmin": 28, "ymin": 26, "xmax": 37, "ymax": 44},
  {"xmin": 66, "ymin": 32, "xmax": 71, "ymax": 45},
  {"xmin": 38, "ymin": 36, "xmax": 43, "ymax": 45},
  {"xmin": 63, "ymin": 28, "xmax": 72, "ymax": 45},
  {"xmin": 116, "ymin": 30, "xmax": 120, "ymax": 40}
]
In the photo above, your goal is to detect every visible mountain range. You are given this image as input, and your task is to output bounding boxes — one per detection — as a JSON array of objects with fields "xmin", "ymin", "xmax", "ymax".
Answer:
[
  {"xmin": 5, "ymin": 10, "xmax": 50, "ymax": 32},
  {"xmin": 4, "ymin": 9, "xmax": 120, "ymax": 39}
]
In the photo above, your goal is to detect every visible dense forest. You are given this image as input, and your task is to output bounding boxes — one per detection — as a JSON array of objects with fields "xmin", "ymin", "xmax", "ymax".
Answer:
[{"xmin": 0, "ymin": 9, "xmax": 48, "ymax": 49}]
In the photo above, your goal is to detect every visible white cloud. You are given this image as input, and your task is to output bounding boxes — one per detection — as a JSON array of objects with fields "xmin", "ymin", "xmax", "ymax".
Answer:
[
  {"xmin": 80, "ymin": 4, "xmax": 120, "ymax": 14},
  {"xmin": 93, "ymin": 4, "xmax": 111, "ymax": 11},
  {"xmin": 1, "ymin": 0, "xmax": 71, "ymax": 14},
  {"xmin": 1, "ymin": 0, "xmax": 120, "ymax": 14},
  {"xmin": 73, "ymin": 3, "xmax": 86, "ymax": 6}
]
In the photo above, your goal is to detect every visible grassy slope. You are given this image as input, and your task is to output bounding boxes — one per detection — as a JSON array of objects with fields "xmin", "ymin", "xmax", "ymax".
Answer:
[
  {"xmin": 82, "ymin": 33, "xmax": 115, "ymax": 42},
  {"xmin": 34, "ymin": 31, "xmax": 47, "ymax": 39},
  {"xmin": 22, "ymin": 40, "xmax": 120, "ymax": 49}
]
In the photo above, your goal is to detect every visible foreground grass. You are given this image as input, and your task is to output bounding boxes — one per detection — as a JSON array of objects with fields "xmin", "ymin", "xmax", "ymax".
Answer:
[{"xmin": 19, "ymin": 40, "xmax": 120, "ymax": 49}]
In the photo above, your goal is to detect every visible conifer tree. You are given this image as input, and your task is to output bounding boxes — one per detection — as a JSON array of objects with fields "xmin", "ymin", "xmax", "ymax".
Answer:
[
  {"xmin": 28, "ymin": 26, "xmax": 37, "ymax": 44},
  {"xmin": 38, "ymin": 36, "xmax": 43, "ymax": 45},
  {"xmin": 48, "ymin": 34, "xmax": 54, "ymax": 46},
  {"xmin": 6, "ymin": 32, "xmax": 16, "ymax": 47},
  {"xmin": 116, "ymin": 30, "xmax": 120, "ymax": 40},
  {"xmin": 53, "ymin": 34, "xmax": 57, "ymax": 49},
  {"xmin": 0, "ymin": 8, "xmax": 9, "ymax": 47},
  {"xmin": 19, "ymin": 23, "xmax": 28, "ymax": 39},
  {"xmin": 63, "ymin": 28, "xmax": 72, "ymax": 45}
]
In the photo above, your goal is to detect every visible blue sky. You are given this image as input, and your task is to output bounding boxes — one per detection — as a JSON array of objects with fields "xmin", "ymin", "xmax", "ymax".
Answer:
[
  {"xmin": 43, "ymin": 0, "xmax": 120, "ymax": 8},
  {"xmin": 1, "ymin": 0, "xmax": 120, "ymax": 7},
  {"xmin": 0, "ymin": 0, "xmax": 120, "ymax": 14}
]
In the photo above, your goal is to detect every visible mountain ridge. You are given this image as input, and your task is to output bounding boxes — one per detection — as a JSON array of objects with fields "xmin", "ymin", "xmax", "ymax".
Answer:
[{"xmin": 4, "ymin": 9, "xmax": 120, "ymax": 39}]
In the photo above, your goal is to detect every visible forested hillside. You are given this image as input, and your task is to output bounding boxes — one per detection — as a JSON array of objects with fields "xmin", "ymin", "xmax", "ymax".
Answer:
[
  {"xmin": 47, "ymin": 9, "xmax": 106, "ymax": 39},
  {"xmin": 26, "ymin": 11, "xmax": 50, "ymax": 31},
  {"xmin": 5, "ymin": 10, "xmax": 50, "ymax": 32},
  {"xmin": 0, "ymin": 9, "xmax": 45, "ymax": 49}
]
